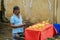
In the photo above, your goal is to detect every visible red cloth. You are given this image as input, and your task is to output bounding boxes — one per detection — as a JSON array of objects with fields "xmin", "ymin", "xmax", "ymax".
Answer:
[
  {"xmin": 40, "ymin": 24, "xmax": 54, "ymax": 40},
  {"xmin": 25, "ymin": 29, "xmax": 40, "ymax": 40},
  {"xmin": 25, "ymin": 24, "xmax": 57, "ymax": 40}
]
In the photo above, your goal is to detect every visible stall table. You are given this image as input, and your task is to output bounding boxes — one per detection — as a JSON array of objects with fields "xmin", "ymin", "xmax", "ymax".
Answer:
[{"xmin": 25, "ymin": 24, "xmax": 57, "ymax": 40}]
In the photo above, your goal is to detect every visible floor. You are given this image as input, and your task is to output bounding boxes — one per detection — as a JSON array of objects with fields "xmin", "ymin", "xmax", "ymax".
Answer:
[
  {"xmin": 0, "ymin": 23, "xmax": 24, "ymax": 40},
  {"xmin": 0, "ymin": 23, "xmax": 12, "ymax": 40}
]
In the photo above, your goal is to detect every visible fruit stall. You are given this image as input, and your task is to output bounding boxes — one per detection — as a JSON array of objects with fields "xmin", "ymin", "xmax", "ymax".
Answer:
[
  {"xmin": 25, "ymin": 20, "xmax": 58, "ymax": 40},
  {"xmin": 24, "ymin": 20, "xmax": 60, "ymax": 40}
]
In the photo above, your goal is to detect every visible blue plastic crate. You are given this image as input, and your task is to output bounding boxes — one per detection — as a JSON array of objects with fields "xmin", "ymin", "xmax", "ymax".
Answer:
[{"xmin": 53, "ymin": 24, "xmax": 60, "ymax": 34}]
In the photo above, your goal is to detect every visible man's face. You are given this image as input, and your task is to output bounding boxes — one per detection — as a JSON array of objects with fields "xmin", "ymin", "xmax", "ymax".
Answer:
[{"xmin": 14, "ymin": 10, "xmax": 20, "ymax": 15}]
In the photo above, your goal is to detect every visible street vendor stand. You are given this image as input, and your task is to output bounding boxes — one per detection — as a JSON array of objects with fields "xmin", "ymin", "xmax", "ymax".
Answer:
[{"xmin": 25, "ymin": 24, "xmax": 57, "ymax": 40}]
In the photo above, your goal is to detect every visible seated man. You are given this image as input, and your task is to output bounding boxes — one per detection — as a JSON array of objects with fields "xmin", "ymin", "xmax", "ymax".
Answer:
[{"xmin": 10, "ymin": 6, "xmax": 25, "ymax": 40}]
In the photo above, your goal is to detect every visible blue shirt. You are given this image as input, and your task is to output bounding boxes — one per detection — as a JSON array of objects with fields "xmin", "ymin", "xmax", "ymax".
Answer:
[{"xmin": 10, "ymin": 14, "xmax": 24, "ymax": 33}]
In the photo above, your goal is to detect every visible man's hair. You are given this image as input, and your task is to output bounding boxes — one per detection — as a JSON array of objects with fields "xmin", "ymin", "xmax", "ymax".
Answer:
[{"xmin": 13, "ymin": 6, "xmax": 20, "ymax": 13}]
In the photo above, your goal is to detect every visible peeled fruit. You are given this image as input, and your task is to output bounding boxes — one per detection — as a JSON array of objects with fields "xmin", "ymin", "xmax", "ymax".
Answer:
[
  {"xmin": 29, "ymin": 26, "xmax": 32, "ymax": 29},
  {"xmin": 41, "ymin": 24, "xmax": 45, "ymax": 27},
  {"xmin": 45, "ymin": 22, "xmax": 49, "ymax": 24},
  {"xmin": 42, "ymin": 21, "xmax": 46, "ymax": 24},
  {"xmin": 29, "ymin": 24, "xmax": 45, "ymax": 30},
  {"xmin": 29, "ymin": 21, "xmax": 50, "ymax": 30},
  {"xmin": 38, "ymin": 24, "xmax": 42, "ymax": 27}
]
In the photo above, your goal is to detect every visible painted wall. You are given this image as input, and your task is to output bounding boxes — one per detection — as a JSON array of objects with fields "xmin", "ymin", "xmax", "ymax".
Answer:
[{"xmin": 4, "ymin": 0, "xmax": 50, "ymax": 23}]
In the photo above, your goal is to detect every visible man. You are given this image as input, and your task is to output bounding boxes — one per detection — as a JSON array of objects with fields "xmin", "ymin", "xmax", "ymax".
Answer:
[{"xmin": 10, "ymin": 6, "xmax": 25, "ymax": 40}]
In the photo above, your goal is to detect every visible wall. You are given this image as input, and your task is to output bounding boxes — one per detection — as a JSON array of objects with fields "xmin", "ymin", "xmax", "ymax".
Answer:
[
  {"xmin": 57, "ymin": 0, "xmax": 60, "ymax": 24},
  {"xmin": 30, "ymin": 0, "xmax": 50, "ymax": 22},
  {"xmin": 4, "ymin": 0, "xmax": 50, "ymax": 23},
  {"xmin": 4, "ymin": 0, "xmax": 24, "ymax": 19}
]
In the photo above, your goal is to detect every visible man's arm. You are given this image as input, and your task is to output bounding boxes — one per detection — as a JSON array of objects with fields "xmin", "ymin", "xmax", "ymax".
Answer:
[{"xmin": 10, "ymin": 23, "xmax": 25, "ymax": 28}]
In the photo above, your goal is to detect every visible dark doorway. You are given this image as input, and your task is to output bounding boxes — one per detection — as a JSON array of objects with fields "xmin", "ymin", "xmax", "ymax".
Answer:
[
  {"xmin": 0, "ymin": 0, "xmax": 9, "ymax": 23},
  {"xmin": 0, "ymin": 0, "xmax": 5, "ymax": 22}
]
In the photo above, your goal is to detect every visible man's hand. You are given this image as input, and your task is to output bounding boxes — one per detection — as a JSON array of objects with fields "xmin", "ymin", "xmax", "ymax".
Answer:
[{"xmin": 19, "ymin": 23, "xmax": 26, "ymax": 27}]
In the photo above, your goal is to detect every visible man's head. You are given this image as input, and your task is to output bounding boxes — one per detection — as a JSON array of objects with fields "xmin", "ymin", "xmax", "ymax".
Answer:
[{"xmin": 13, "ymin": 6, "xmax": 20, "ymax": 15}]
